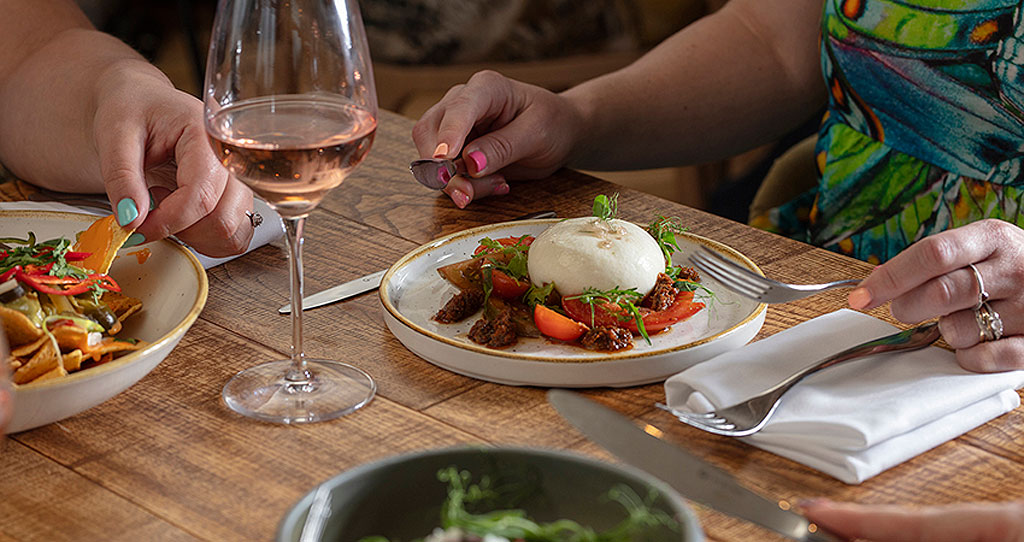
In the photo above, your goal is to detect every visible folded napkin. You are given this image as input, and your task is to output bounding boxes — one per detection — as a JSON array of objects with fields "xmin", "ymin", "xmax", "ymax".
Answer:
[
  {"xmin": 665, "ymin": 309, "xmax": 1024, "ymax": 484},
  {"xmin": 0, "ymin": 199, "xmax": 284, "ymax": 269}
]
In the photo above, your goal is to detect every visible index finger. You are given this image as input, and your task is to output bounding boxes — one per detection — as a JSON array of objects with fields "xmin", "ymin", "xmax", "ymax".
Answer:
[
  {"xmin": 802, "ymin": 499, "xmax": 1024, "ymax": 542},
  {"xmin": 850, "ymin": 222, "xmax": 995, "ymax": 311},
  {"xmin": 133, "ymin": 124, "xmax": 227, "ymax": 242}
]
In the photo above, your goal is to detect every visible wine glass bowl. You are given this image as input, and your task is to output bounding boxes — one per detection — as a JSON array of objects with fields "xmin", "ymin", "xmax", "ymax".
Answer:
[{"xmin": 204, "ymin": 0, "xmax": 377, "ymax": 423}]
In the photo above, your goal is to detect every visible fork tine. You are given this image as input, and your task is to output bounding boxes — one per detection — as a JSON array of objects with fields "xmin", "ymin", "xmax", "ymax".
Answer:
[
  {"xmin": 697, "ymin": 247, "xmax": 779, "ymax": 287},
  {"xmin": 689, "ymin": 252, "xmax": 768, "ymax": 297}
]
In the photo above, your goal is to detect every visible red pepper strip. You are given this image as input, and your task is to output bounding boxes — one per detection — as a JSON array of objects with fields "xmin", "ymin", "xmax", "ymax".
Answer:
[
  {"xmin": 23, "ymin": 262, "xmax": 55, "ymax": 275},
  {"xmin": 91, "ymin": 274, "xmax": 121, "ymax": 292},
  {"xmin": 15, "ymin": 270, "xmax": 85, "ymax": 295},
  {"xmin": 21, "ymin": 275, "xmax": 82, "ymax": 285},
  {"xmin": 0, "ymin": 266, "xmax": 20, "ymax": 283},
  {"xmin": 63, "ymin": 249, "xmax": 91, "ymax": 261}
]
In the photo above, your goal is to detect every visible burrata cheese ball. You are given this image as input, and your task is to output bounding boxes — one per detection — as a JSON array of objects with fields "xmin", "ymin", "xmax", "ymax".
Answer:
[{"xmin": 527, "ymin": 217, "xmax": 665, "ymax": 296}]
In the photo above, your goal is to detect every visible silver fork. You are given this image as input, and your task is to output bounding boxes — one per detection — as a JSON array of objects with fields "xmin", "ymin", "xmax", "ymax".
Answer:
[
  {"xmin": 689, "ymin": 247, "xmax": 861, "ymax": 303},
  {"xmin": 655, "ymin": 322, "xmax": 941, "ymax": 437}
]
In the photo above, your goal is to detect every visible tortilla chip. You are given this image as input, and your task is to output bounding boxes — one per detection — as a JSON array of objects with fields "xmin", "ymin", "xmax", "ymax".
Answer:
[
  {"xmin": 33, "ymin": 364, "xmax": 69, "ymax": 382},
  {"xmin": 50, "ymin": 324, "xmax": 94, "ymax": 352},
  {"xmin": 62, "ymin": 349, "xmax": 84, "ymax": 372},
  {"xmin": 101, "ymin": 291, "xmax": 143, "ymax": 324},
  {"xmin": 11, "ymin": 335, "xmax": 47, "ymax": 357},
  {"xmin": 1, "ymin": 305, "xmax": 44, "ymax": 346},
  {"xmin": 89, "ymin": 337, "xmax": 146, "ymax": 361},
  {"xmin": 72, "ymin": 214, "xmax": 135, "ymax": 274},
  {"xmin": 13, "ymin": 339, "xmax": 59, "ymax": 385}
]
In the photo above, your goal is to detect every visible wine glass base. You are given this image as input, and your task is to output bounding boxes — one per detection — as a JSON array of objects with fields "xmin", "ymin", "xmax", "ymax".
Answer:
[{"xmin": 222, "ymin": 359, "xmax": 375, "ymax": 424}]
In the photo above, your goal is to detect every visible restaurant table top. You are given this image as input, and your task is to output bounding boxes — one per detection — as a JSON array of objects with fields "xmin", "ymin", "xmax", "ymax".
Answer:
[{"xmin": 2, "ymin": 109, "xmax": 1022, "ymax": 542}]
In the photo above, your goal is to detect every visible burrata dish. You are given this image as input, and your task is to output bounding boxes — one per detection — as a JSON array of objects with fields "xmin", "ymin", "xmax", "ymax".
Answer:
[
  {"xmin": 527, "ymin": 217, "xmax": 665, "ymax": 297},
  {"xmin": 431, "ymin": 195, "xmax": 708, "ymax": 352}
]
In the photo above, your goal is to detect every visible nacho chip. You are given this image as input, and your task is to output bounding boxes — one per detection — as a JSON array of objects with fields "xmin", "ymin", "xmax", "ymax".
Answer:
[
  {"xmin": 1, "ymin": 305, "xmax": 44, "ymax": 346},
  {"xmin": 101, "ymin": 291, "xmax": 143, "ymax": 323},
  {"xmin": 11, "ymin": 335, "xmax": 47, "ymax": 357},
  {"xmin": 72, "ymin": 214, "xmax": 135, "ymax": 274},
  {"xmin": 33, "ymin": 364, "xmax": 69, "ymax": 382},
  {"xmin": 62, "ymin": 349, "xmax": 85, "ymax": 372},
  {"xmin": 88, "ymin": 337, "xmax": 146, "ymax": 361},
  {"xmin": 13, "ymin": 339, "xmax": 59, "ymax": 384}
]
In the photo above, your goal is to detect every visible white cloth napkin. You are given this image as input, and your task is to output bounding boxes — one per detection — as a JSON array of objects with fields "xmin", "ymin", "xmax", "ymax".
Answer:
[
  {"xmin": 664, "ymin": 309, "xmax": 1024, "ymax": 484},
  {"xmin": 0, "ymin": 199, "xmax": 284, "ymax": 269}
]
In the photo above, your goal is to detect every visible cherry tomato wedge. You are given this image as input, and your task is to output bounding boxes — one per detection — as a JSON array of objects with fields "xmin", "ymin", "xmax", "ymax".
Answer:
[
  {"xmin": 490, "ymin": 269, "xmax": 531, "ymax": 300},
  {"xmin": 562, "ymin": 290, "xmax": 704, "ymax": 334},
  {"xmin": 473, "ymin": 235, "xmax": 534, "ymax": 255},
  {"xmin": 534, "ymin": 304, "xmax": 589, "ymax": 341}
]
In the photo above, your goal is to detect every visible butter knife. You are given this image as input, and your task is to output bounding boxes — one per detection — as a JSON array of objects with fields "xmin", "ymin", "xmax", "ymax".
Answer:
[
  {"xmin": 278, "ymin": 210, "xmax": 557, "ymax": 314},
  {"xmin": 548, "ymin": 390, "xmax": 840, "ymax": 542}
]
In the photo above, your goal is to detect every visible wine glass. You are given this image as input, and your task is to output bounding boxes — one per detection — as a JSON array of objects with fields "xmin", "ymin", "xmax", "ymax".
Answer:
[{"xmin": 204, "ymin": 0, "xmax": 377, "ymax": 423}]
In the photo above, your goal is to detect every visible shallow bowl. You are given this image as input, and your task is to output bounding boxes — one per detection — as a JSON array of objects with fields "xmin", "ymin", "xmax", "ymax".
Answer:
[
  {"xmin": 277, "ymin": 446, "xmax": 703, "ymax": 542},
  {"xmin": 4, "ymin": 210, "xmax": 207, "ymax": 433}
]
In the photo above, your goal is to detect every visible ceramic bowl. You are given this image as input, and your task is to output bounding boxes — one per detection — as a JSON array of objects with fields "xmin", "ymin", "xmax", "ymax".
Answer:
[
  {"xmin": 277, "ymin": 446, "xmax": 703, "ymax": 542},
  {"xmin": 4, "ymin": 210, "xmax": 207, "ymax": 433}
]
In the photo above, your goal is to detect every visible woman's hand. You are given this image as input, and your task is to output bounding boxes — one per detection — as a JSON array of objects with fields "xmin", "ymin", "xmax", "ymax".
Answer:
[
  {"xmin": 411, "ymin": 70, "xmax": 586, "ymax": 208},
  {"xmin": 802, "ymin": 499, "xmax": 1024, "ymax": 542},
  {"xmin": 0, "ymin": 23, "xmax": 253, "ymax": 258},
  {"xmin": 848, "ymin": 219, "xmax": 1024, "ymax": 371},
  {"xmin": 91, "ymin": 60, "xmax": 255, "ymax": 258}
]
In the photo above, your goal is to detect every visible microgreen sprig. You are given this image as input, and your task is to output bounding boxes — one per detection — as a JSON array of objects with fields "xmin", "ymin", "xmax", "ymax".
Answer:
[
  {"xmin": 647, "ymin": 215, "xmax": 688, "ymax": 269},
  {"xmin": 592, "ymin": 193, "xmax": 619, "ymax": 221},
  {"xmin": 472, "ymin": 236, "xmax": 530, "ymax": 280},
  {"xmin": 566, "ymin": 286, "xmax": 651, "ymax": 344}
]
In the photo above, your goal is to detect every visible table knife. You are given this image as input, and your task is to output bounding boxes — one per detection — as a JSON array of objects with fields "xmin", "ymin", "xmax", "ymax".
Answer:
[
  {"xmin": 547, "ymin": 390, "xmax": 840, "ymax": 542},
  {"xmin": 278, "ymin": 210, "xmax": 558, "ymax": 314}
]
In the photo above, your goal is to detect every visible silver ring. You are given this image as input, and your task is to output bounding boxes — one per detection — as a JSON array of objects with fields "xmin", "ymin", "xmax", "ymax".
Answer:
[
  {"xmin": 968, "ymin": 263, "xmax": 989, "ymax": 309},
  {"xmin": 246, "ymin": 210, "xmax": 263, "ymax": 229},
  {"xmin": 974, "ymin": 301, "xmax": 1004, "ymax": 342}
]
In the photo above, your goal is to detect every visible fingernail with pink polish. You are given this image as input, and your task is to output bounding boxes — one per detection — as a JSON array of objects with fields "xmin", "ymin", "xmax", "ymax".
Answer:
[
  {"xmin": 433, "ymin": 142, "xmax": 449, "ymax": 159},
  {"xmin": 467, "ymin": 151, "xmax": 487, "ymax": 175},
  {"xmin": 437, "ymin": 167, "xmax": 451, "ymax": 186},
  {"xmin": 493, "ymin": 183, "xmax": 510, "ymax": 196},
  {"xmin": 848, "ymin": 287, "xmax": 872, "ymax": 310},
  {"xmin": 451, "ymin": 189, "xmax": 470, "ymax": 209}
]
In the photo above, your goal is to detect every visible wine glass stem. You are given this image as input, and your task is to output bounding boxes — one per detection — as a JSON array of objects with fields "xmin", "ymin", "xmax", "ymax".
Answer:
[{"xmin": 283, "ymin": 216, "xmax": 311, "ymax": 382}]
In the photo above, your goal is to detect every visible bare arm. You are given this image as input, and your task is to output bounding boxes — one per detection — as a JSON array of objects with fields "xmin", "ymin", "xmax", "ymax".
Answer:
[{"xmin": 564, "ymin": 0, "xmax": 826, "ymax": 169}]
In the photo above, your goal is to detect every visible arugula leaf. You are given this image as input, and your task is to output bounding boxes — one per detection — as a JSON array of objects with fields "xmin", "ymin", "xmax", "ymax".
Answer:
[
  {"xmin": 592, "ymin": 193, "xmax": 619, "ymax": 221},
  {"xmin": 472, "ymin": 236, "xmax": 530, "ymax": 280},
  {"xmin": 565, "ymin": 286, "xmax": 651, "ymax": 345},
  {"xmin": 647, "ymin": 215, "xmax": 688, "ymax": 268},
  {"xmin": 523, "ymin": 282, "xmax": 555, "ymax": 308}
]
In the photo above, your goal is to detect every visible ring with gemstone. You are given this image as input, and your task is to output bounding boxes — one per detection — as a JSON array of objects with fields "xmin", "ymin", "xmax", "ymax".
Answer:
[
  {"xmin": 246, "ymin": 210, "xmax": 263, "ymax": 229},
  {"xmin": 974, "ymin": 301, "xmax": 1004, "ymax": 342}
]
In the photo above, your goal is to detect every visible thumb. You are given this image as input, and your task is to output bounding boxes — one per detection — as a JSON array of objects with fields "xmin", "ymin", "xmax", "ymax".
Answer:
[
  {"xmin": 802, "ymin": 499, "xmax": 1024, "ymax": 542},
  {"xmin": 94, "ymin": 119, "xmax": 151, "ymax": 233}
]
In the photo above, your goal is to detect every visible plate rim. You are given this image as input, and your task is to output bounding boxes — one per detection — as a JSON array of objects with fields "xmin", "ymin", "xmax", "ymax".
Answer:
[
  {"xmin": 2, "ymin": 209, "xmax": 209, "ymax": 391},
  {"xmin": 378, "ymin": 218, "xmax": 766, "ymax": 363}
]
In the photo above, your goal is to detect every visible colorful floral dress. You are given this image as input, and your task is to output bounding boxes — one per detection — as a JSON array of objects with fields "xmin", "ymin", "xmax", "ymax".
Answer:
[{"xmin": 754, "ymin": 0, "xmax": 1024, "ymax": 264}]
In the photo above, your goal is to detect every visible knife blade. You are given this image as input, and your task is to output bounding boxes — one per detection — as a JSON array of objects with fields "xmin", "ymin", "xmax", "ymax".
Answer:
[
  {"xmin": 547, "ymin": 390, "xmax": 840, "ymax": 542},
  {"xmin": 278, "ymin": 269, "xmax": 386, "ymax": 314},
  {"xmin": 279, "ymin": 210, "xmax": 558, "ymax": 314}
]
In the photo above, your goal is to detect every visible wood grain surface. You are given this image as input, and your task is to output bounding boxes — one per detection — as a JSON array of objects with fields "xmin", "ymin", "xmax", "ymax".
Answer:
[{"xmin": 2, "ymin": 110, "xmax": 1022, "ymax": 542}]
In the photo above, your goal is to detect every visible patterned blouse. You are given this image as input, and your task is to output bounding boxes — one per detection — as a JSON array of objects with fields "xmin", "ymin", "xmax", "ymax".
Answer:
[{"xmin": 753, "ymin": 0, "xmax": 1024, "ymax": 264}]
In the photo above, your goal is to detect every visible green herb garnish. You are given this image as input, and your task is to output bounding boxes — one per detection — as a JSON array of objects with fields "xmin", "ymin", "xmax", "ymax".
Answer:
[
  {"xmin": 565, "ymin": 286, "xmax": 650, "ymax": 345},
  {"xmin": 359, "ymin": 466, "xmax": 678, "ymax": 542},
  {"xmin": 647, "ymin": 215, "xmax": 688, "ymax": 270},
  {"xmin": 523, "ymin": 282, "xmax": 555, "ymax": 308},
  {"xmin": 472, "ymin": 237, "xmax": 530, "ymax": 280},
  {"xmin": 592, "ymin": 193, "xmax": 619, "ymax": 221}
]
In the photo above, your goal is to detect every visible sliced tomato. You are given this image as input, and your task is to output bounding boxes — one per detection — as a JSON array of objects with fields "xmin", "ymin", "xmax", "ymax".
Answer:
[
  {"xmin": 534, "ymin": 304, "xmax": 589, "ymax": 341},
  {"xmin": 472, "ymin": 235, "xmax": 534, "ymax": 255},
  {"xmin": 490, "ymin": 269, "xmax": 530, "ymax": 300},
  {"xmin": 562, "ymin": 290, "xmax": 704, "ymax": 334}
]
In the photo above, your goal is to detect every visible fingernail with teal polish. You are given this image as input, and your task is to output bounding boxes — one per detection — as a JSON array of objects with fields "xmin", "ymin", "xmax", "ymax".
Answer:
[
  {"xmin": 148, "ymin": 193, "xmax": 155, "ymax": 211},
  {"xmin": 116, "ymin": 198, "xmax": 139, "ymax": 226},
  {"xmin": 123, "ymin": 233, "xmax": 146, "ymax": 248}
]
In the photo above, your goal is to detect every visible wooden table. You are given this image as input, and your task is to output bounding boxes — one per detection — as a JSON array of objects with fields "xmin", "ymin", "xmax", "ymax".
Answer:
[{"xmin": 2, "ymin": 110, "xmax": 1022, "ymax": 542}]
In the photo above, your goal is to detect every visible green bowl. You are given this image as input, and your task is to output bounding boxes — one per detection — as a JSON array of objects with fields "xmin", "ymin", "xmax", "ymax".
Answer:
[{"xmin": 277, "ymin": 446, "xmax": 703, "ymax": 541}]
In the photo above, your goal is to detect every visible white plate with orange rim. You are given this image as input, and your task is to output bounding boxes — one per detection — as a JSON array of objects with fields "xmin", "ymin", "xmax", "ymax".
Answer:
[{"xmin": 379, "ymin": 219, "xmax": 766, "ymax": 387}]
